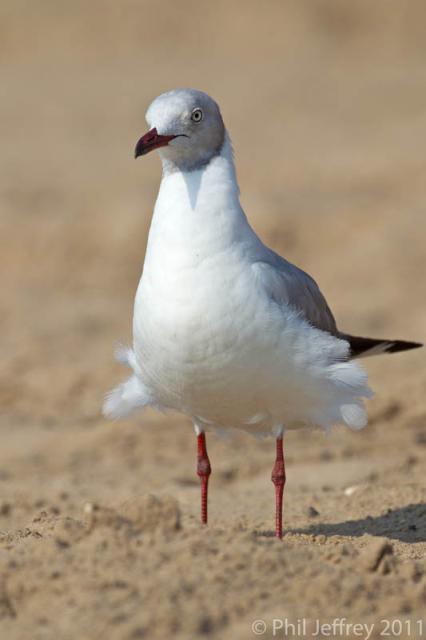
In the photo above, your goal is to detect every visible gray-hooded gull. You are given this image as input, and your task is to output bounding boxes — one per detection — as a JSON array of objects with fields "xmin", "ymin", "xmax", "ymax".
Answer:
[{"xmin": 103, "ymin": 88, "xmax": 421, "ymax": 538}]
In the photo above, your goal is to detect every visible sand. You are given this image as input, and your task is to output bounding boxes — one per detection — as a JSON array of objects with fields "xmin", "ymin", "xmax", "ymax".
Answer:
[{"xmin": 1, "ymin": 2, "xmax": 425, "ymax": 638}]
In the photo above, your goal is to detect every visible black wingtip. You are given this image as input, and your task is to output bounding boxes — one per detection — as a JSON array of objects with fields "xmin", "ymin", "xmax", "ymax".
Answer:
[
  {"xmin": 386, "ymin": 340, "xmax": 423, "ymax": 353},
  {"xmin": 343, "ymin": 334, "xmax": 423, "ymax": 358}
]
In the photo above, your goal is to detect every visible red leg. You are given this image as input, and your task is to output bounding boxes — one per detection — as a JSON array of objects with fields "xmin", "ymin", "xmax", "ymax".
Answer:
[
  {"xmin": 271, "ymin": 436, "xmax": 286, "ymax": 539},
  {"xmin": 196, "ymin": 432, "xmax": 211, "ymax": 525}
]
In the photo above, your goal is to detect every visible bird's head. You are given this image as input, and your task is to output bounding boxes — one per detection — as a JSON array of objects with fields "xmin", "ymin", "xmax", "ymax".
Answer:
[{"xmin": 135, "ymin": 88, "xmax": 225, "ymax": 172}]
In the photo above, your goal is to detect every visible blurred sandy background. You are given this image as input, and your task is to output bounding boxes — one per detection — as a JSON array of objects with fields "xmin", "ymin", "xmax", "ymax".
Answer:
[{"xmin": 1, "ymin": 1, "xmax": 425, "ymax": 639}]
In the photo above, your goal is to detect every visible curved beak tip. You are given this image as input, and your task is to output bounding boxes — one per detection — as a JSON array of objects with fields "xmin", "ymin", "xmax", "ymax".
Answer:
[{"xmin": 134, "ymin": 127, "xmax": 176, "ymax": 159}]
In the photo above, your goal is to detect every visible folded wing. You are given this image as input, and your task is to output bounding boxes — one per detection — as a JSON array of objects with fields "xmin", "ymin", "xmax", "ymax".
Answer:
[{"xmin": 252, "ymin": 251, "xmax": 338, "ymax": 335}]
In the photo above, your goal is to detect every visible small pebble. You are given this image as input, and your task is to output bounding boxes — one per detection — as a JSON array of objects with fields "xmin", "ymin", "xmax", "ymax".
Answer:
[{"xmin": 344, "ymin": 485, "xmax": 361, "ymax": 497}]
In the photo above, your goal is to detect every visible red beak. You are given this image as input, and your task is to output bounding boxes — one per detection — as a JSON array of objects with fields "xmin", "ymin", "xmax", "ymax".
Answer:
[{"xmin": 134, "ymin": 127, "xmax": 177, "ymax": 158}]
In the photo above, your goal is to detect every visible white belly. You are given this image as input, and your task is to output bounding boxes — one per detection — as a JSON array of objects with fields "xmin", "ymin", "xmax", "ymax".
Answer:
[
  {"xmin": 133, "ymin": 251, "xmax": 274, "ymax": 428},
  {"xmin": 133, "ymin": 249, "xmax": 366, "ymax": 434}
]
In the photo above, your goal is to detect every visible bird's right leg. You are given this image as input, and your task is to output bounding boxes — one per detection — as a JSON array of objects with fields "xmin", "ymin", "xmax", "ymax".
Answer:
[{"xmin": 195, "ymin": 428, "xmax": 211, "ymax": 525}]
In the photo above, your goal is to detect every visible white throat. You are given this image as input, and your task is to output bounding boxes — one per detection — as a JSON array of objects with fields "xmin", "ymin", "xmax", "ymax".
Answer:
[
  {"xmin": 143, "ymin": 133, "xmax": 252, "ymax": 266},
  {"xmin": 160, "ymin": 133, "xmax": 239, "ymax": 206}
]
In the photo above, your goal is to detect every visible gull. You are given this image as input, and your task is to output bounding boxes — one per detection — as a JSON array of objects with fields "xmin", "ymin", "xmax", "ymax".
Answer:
[{"xmin": 103, "ymin": 88, "xmax": 421, "ymax": 538}]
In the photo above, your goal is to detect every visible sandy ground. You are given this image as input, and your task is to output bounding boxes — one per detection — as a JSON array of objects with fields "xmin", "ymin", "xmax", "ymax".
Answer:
[{"xmin": 1, "ymin": 2, "xmax": 425, "ymax": 639}]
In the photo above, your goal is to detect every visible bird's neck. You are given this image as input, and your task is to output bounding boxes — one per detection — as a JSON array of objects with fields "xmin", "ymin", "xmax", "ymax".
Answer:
[
  {"xmin": 159, "ymin": 133, "xmax": 239, "ymax": 208},
  {"xmin": 144, "ymin": 135, "xmax": 254, "ymax": 265},
  {"xmin": 150, "ymin": 133, "xmax": 248, "ymax": 236}
]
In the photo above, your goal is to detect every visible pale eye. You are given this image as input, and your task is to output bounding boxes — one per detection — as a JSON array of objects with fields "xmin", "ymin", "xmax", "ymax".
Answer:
[{"xmin": 191, "ymin": 108, "xmax": 203, "ymax": 123}]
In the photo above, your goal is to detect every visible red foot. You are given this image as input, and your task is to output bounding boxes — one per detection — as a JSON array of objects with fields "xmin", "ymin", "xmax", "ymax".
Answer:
[
  {"xmin": 271, "ymin": 436, "xmax": 286, "ymax": 539},
  {"xmin": 196, "ymin": 432, "xmax": 211, "ymax": 525}
]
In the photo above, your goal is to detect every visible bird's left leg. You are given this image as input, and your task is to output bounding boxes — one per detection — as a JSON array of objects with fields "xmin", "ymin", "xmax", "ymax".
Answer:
[
  {"xmin": 194, "ymin": 426, "xmax": 211, "ymax": 525},
  {"xmin": 271, "ymin": 428, "xmax": 286, "ymax": 539}
]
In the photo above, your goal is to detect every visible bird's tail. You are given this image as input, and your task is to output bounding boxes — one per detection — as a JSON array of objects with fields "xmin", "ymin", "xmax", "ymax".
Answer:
[{"xmin": 341, "ymin": 334, "xmax": 423, "ymax": 359}]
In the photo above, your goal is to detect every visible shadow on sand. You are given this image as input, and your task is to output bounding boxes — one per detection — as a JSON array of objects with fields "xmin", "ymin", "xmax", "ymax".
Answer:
[{"xmin": 258, "ymin": 503, "xmax": 426, "ymax": 543}]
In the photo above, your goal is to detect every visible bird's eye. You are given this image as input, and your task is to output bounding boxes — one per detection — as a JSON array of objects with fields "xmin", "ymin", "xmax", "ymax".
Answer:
[{"xmin": 191, "ymin": 108, "xmax": 203, "ymax": 123}]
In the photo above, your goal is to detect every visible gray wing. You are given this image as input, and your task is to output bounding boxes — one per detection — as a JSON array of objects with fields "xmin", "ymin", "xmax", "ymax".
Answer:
[{"xmin": 252, "ymin": 250, "xmax": 338, "ymax": 335}]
